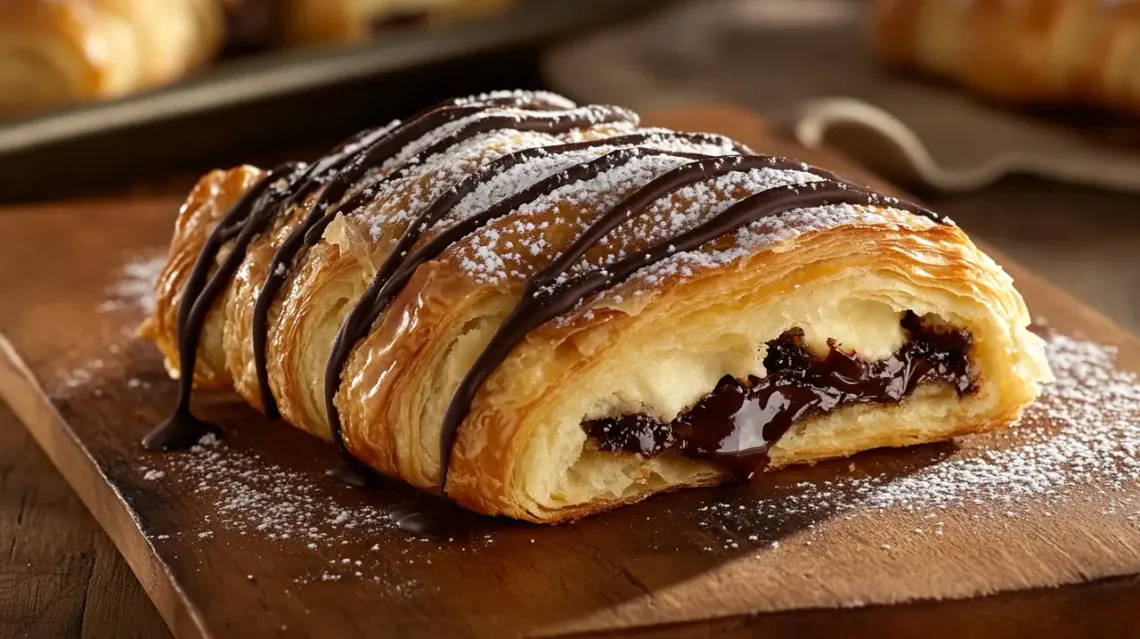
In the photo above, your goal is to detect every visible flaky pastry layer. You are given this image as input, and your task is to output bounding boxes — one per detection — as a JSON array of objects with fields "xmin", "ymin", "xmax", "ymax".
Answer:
[{"xmin": 141, "ymin": 93, "xmax": 1051, "ymax": 522}]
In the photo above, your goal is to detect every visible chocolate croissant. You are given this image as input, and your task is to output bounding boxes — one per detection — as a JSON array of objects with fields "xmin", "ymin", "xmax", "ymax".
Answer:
[
  {"xmin": 0, "ymin": 0, "xmax": 223, "ymax": 114},
  {"xmin": 873, "ymin": 0, "xmax": 1140, "ymax": 113},
  {"xmin": 140, "ymin": 91, "xmax": 1051, "ymax": 523}
]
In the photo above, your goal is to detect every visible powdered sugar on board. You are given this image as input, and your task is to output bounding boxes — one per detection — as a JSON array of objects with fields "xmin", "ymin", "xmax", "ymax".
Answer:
[
  {"xmin": 55, "ymin": 252, "xmax": 164, "ymax": 393},
  {"xmin": 97, "ymin": 252, "xmax": 164, "ymax": 315},
  {"xmin": 118, "ymin": 326, "xmax": 1140, "ymax": 584}
]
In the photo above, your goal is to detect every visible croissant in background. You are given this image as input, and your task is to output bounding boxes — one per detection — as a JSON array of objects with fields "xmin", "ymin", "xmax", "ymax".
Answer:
[
  {"xmin": 0, "ymin": 0, "xmax": 224, "ymax": 114},
  {"xmin": 140, "ymin": 91, "xmax": 1051, "ymax": 525},
  {"xmin": 873, "ymin": 0, "xmax": 1140, "ymax": 114},
  {"xmin": 0, "ymin": 0, "xmax": 526, "ymax": 115}
]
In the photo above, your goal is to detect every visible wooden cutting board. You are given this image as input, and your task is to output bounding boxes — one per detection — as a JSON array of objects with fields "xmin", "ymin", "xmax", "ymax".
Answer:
[{"xmin": 2, "ymin": 108, "xmax": 1140, "ymax": 639}]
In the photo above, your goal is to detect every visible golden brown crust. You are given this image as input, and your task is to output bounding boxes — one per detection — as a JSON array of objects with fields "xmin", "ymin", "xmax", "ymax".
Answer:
[
  {"xmin": 140, "ymin": 165, "xmax": 263, "ymax": 389},
  {"xmin": 0, "ymin": 0, "xmax": 223, "ymax": 114},
  {"xmin": 873, "ymin": 0, "xmax": 1140, "ymax": 113},
  {"xmin": 141, "ymin": 96, "xmax": 1051, "ymax": 523}
]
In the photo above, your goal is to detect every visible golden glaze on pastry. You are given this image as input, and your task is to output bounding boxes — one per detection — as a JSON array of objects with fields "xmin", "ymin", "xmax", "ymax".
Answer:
[
  {"xmin": 140, "ymin": 91, "xmax": 1052, "ymax": 526},
  {"xmin": 873, "ymin": 0, "xmax": 1140, "ymax": 113},
  {"xmin": 0, "ymin": 0, "xmax": 223, "ymax": 114}
]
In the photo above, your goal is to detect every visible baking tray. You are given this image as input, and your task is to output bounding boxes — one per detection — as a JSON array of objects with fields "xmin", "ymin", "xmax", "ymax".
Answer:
[{"xmin": 0, "ymin": 0, "xmax": 659, "ymax": 203}]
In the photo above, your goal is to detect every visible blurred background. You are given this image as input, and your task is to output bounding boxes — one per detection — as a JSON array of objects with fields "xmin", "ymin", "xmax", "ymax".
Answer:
[
  {"xmin": 3, "ymin": 2, "xmax": 1140, "ymax": 636},
  {"xmin": 3, "ymin": 0, "xmax": 1139, "ymax": 198},
  {"xmin": 1, "ymin": 0, "xmax": 1138, "ymax": 328}
]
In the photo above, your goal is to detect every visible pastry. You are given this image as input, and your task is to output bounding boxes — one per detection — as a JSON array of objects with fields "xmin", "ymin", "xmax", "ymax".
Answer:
[
  {"xmin": 0, "ymin": 0, "xmax": 224, "ymax": 114},
  {"xmin": 139, "ymin": 90, "xmax": 1052, "ymax": 527},
  {"xmin": 281, "ymin": 0, "xmax": 515, "ymax": 45},
  {"xmin": 872, "ymin": 0, "xmax": 1140, "ymax": 114}
]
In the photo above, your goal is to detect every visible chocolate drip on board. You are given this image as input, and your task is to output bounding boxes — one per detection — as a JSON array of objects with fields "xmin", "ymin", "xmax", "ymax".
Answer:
[
  {"xmin": 251, "ymin": 103, "xmax": 639, "ymax": 421},
  {"xmin": 145, "ymin": 91, "xmax": 952, "ymax": 540},
  {"xmin": 143, "ymin": 161, "xmax": 306, "ymax": 450},
  {"xmin": 146, "ymin": 92, "xmax": 578, "ymax": 446}
]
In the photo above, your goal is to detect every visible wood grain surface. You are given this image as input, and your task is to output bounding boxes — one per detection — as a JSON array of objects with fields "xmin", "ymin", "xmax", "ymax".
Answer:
[{"xmin": 2, "ymin": 109, "xmax": 1140, "ymax": 638}]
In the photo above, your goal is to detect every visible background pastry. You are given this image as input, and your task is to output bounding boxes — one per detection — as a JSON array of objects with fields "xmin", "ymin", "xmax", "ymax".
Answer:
[
  {"xmin": 0, "ymin": 0, "xmax": 224, "ymax": 115},
  {"xmin": 280, "ymin": 0, "xmax": 516, "ymax": 45},
  {"xmin": 140, "ymin": 91, "xmax": 1052, "ymax": 525},
  {"xmin": 872, "ymin": 0, "xmax": 1140, "ymax": 114}
]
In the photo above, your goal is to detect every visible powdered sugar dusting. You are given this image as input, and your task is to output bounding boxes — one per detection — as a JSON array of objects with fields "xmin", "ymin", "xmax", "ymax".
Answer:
[
  {"xmin": 178, "ymin": 436, "xmax": 391, "ymax": 544},
  {"xmin": 140, "ymin": 433, "xmax": 427, "ymax": 588},
  {"xmin": 448, "ymin": 147, "xmax": 615, "ymax": 224},
  {"xmin": 97, "ymin": 253, "xmax": 165, "ymax": 314},
  {"xmin": 454, "ymin": 90, "xmax": 576, "ymax": 110},
  {"xmin": 442, "ymin": 131, "xmax": 744, "ymax": 231},
  {"xmin": 376, "ymin": 106, "xmax": 635, "ymax": 179},
  {"xmin": 564, "ymin": 166, "xmax": 828, "ymax": 280},
  {"xmin": 456, "ymin": 153, "xmax": 699, "ymax": 283},
  {"xmin": 362, "ymin": 129, "xmax": 568, "ymax": 239},
  {"xmin": 618, "ymin": 203, "xmax": 925, "ymax": 292}
]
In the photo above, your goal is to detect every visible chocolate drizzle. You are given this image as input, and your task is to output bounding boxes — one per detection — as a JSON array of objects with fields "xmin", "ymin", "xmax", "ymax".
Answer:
[
  {"xmin": 583, "ymin": 312, "xmax": 974, "ymax": 478},
  {"xmin": 319, "ymin": 133, "xmax": 752, "ymax": 474},
  {"xmin": 251, "ymin": 103, "xmax": 639, "ymax": 421},
  {"xmin": 147, "ymin": 91, "xmax": 954, "ymax": 538},
  {"xmin": 432, "ymin": 172, "xmax": 942, "ymax": 493},
  {"xmin": 323, "ymin": 145, "xmax": 793, "ymax": 478},
  {"xmin": 146, "ymin": 91, "xmax": 588, "ymax": 444},
  {"xmin": 144, "ymin": 161, "xmax": 307, "ymax": 450}
]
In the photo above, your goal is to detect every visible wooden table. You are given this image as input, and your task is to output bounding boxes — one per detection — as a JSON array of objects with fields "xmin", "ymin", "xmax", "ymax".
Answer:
[{"xmin": 2, "ymin": 168, "xmax": 1139, "ymax": 637}]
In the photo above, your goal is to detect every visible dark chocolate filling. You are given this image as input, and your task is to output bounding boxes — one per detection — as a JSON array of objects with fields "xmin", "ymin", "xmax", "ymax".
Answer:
[
  {"xmin": 581, "ymin": 312, "xmax": 974, "ymax": 479},
  {"xmin": 145, "ymin": 91, "xmax": 950, "ymax": 538}
]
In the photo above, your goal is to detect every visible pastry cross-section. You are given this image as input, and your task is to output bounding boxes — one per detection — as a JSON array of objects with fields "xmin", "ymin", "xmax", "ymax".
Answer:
[{"xmin": 140, "ymin": 90, "xmax": 1052, "ymax": 523}]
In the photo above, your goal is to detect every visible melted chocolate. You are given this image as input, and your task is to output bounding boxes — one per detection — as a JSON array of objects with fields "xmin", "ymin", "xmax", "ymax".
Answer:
[
  {"xmin": 147, "ymin": 92, "xmax": 576, "ymax": 446},
  {"xmin": 252, "ymin": 103, "xmax": 639, "ymax": 421},
  {"xmin": 583, "ymin": 312, "xmax": 974, "ymax": 478},
  {"xmin": 149, "ymin": 91, "xmax": 953, "ymax": 539},
  {"xmin": 320, "ymin": 133, "xmax": 746, "ymax": 487},
  {"xmin": 324, "ymin": 146, "xmax": 789, "ymax": 471},
  {"xmin": 143, "ymin": 162, "xmax": 306, "ymax": 450},
  {"xmin": 434, "ymin": 170, "xmax": 942, "ymax": 492},
  {"xmin": 322, "ymin": 149, "xmax": 848, "ymax": 474}
]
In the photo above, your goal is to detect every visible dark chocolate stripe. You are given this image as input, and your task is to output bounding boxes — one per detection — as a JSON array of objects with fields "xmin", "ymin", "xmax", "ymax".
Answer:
[
  {"xmin": 435, "ymin": 178, "xmax": 941, "ymax": 492},
  {"xmin": 308, "ymin": 130, "xmax": 745, "ymax": 247},
  {"xmin": 323, "ymin": 140, "xmax": 751, "ymax": 479},
  {"xmin": 279, "ymin": 92, "xmax": 578, "ymax": 230},
  {"xmin": 529, "ymin": 155, "xmax": 853, "ymax": 282},
  {"xmin": 143, "ymin": 161, "xmax": 306, "ymax": 450},
  {"xmin": 148, "ymin": 92, "xmax": 578, "ymax": 444},
  {"xmin": 300, "ymin": 106, "xmax": 642, "ymax": 248},
  {"xmin": 145, "ymin": 91, "xmax": 949, "ymax": 537},
  {"xmin": 251, "ymin": 103, "xmax": 629, "ymax": 420},
  {"xmin": 324, "ymin": 153, "xmax": 853, "ymax": 485}
]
